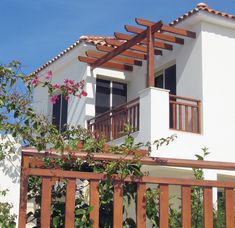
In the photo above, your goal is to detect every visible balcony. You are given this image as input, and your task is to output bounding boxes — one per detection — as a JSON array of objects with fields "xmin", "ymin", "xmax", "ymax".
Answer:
[{"xmin": 87, "ymin": 88, "xmax": 201, "ymax": 142}]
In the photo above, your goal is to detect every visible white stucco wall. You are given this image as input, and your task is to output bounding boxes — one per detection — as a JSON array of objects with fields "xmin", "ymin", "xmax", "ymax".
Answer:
[
  {"xmin": 33, "ymin": 12, "xmax": 235, "ymax": 181},
  {"xmin": 33, "ymin": 44, "xmax": 90, "ymax": 127},
  {"xmin": 0, "ymin": 135, "xmax": 21, "ymax": 227}
]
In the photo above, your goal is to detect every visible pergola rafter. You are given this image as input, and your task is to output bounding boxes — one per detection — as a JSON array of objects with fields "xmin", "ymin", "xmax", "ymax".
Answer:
[
  {"xmin": 78, "ymin": 17, "xmax": 196, "ymax": 87},
  {"xmin": 96, "ymin": 45, "xmax": 149, "ymax": 60}
]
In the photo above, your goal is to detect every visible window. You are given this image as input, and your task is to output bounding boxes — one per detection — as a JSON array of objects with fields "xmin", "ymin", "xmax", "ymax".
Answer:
[
  {"xmin": 52, "ymin": 94, "xmax": 68, "ymax": 132},
  {"xmin": 155, "ymin": 64, "xmax": 176, "ymax": 95},
  {"xmin": 95, "ymin": 78, "xmax": 127, "ymax": 115}
]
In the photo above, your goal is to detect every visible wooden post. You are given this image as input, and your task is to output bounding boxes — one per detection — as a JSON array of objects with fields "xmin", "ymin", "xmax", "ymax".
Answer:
[
  {"xmin": 147, "ymin": 26, "xmax": 155, "ymax": 87},
  {"xmin": 18, "ymin": 156, "xmax": 30, "ymax": 228}
]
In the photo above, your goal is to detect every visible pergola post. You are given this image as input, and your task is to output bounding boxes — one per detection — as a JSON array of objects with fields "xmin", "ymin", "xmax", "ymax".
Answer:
[{"xmin": 147, "ymin": 26, "xmax": 155, "ymax": 87}]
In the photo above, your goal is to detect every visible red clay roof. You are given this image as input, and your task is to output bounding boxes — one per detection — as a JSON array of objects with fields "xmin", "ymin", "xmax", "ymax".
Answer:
[
  {"xmin": 170, "ymin": 3, "xmax": 235, "ymax": 26},
  {"xmin": 33, "ymin": 3, "xmax": 235, "ymax": 75},
  {"xmin": 32, "ymin": 36, "xmax": 114, "ymax": 75}
]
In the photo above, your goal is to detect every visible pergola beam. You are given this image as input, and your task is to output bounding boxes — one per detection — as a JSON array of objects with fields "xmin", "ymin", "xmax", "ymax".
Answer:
[
  {"xmin": 125, "ymin": 25, "xmax": 184, "ymax": 44},
  {"xmin": 86, "ymin": 50, "xmax": 142, "ymax": 66},
  {"xmin": 114, "ymin": 32, "xmax": 173, "ymax": 50},
  {"xmin": 135, "ymin": 18, "xmax": 196, "ymax": 38},
  {"xmin": 90, "ymin": 20, "xmax": 163, "ymax": 69},
  {"xmin": 105, "ymin": 39, "xmax": 163, "ymax": 55},
  {"xmin": 96, "ymin": 45, "xmax": 149, "ymax": 60},
  {"xmin": 78, "ymin": 56, "xmax": 133, "ymax": 71}
]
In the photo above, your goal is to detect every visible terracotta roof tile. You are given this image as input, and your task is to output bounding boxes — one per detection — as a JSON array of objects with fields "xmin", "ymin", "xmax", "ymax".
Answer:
[
  {"xmin": 32, "ymin": 36, "xmax": 115, "ymax": 75},
  {"xmin": 170, "ymin": 3, "xmax": 235, "ymax": 26}
]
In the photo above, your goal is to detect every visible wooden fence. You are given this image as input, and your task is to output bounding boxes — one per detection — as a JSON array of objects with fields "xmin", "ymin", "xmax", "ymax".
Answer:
[{"xmin": 19, "ymin": 149, "xmax": 235, "ymax": 228}]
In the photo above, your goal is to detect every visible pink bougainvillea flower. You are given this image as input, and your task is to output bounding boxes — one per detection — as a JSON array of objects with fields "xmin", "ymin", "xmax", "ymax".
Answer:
[
  {"xmin": 76, "ymin": 94, "xmax": 81, "ymax": 99},
  {"xmin": 68, "ymin": 80, "xmax": 74, "ymax": 85},
  {"xmin": 52, "ymin": 83, "xmax": 61, "ymax": 89},
  {"xmin": 64, "ymin": 95, "xmax": 70, "ymax": 100},
  {"xmin": 74, "ymin": 83, "xmax": 80, "ymax": 90},
  {"xmin": 45, "ymin": 70, "xmax": 53, "ymax": 80},
  {"xmin": 81, "ymin": 90, "xmax": 88, "ymax": 97},
  {"xmin": 50, "ymin": 95, "xmax": 58, "ymax": 104},
  {"xmin": 32, "ymin": 78, "xmax": 39, "ymax": 87},
  {"xmin": 64, "ymin": 79, "xmax": 69, "ymax": 84}
]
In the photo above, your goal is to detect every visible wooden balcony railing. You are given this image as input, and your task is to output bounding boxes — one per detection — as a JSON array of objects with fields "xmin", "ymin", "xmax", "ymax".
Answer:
[
  {"xmin": 19, "ymin": 149, "xmax": 235, "ymax": 228},
  {"xmin": 169, "ymin": 94, "xmax": 201, "ymax": 133},
  {"xmin": 87, "ymin": 98, "xmax": 139, "ymax": 141}
]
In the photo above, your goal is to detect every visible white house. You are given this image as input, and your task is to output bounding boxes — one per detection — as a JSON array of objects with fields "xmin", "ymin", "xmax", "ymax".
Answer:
[{"xmin": 33, "ymin": 3, "xmax": 235, "ymax": 203}]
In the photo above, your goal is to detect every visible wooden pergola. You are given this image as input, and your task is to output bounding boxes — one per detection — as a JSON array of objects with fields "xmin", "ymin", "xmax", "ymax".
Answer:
[{"xmin": 78, "ymin": 18, "xmax": 196, "ymax": 87}]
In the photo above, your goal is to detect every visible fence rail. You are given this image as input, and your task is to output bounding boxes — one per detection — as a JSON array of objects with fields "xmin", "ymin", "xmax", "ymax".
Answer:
[
  {"xmin": 87, "ymin": 98, "xmax": 139, "ymax": 141},
  {"xmin": 169, "ymin": 94, "xmax": 201, "ymax": 133},
  {"xmin": 19, "ymin": 150, "xmax": 235, "ymax": 228}
]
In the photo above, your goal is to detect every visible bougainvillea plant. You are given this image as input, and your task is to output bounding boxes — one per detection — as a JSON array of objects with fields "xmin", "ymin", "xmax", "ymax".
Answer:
[
  {"xmin": 0, "ymin": 61, "xmax": 226, "ymax": 227},
  {"xmin": 0, "ymin": 61, "xmax": 88, "ymax": 154}
]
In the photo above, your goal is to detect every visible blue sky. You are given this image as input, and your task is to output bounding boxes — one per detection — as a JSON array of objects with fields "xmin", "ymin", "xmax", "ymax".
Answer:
[{"xmin": 1, "ymin": 0, "xmax": 234, "ymax": 74}]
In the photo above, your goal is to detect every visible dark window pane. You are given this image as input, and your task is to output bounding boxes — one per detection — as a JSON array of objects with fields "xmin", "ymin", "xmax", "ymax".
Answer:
[
  {"xmin": 61, "ymin": 96, "xmax": 68, "ymax": 132},
  {"xmin": 52, "ymin": 95, "xmax": 61, "ymax": 131},
  {"xmin": 112, "ymin": 81, "xmax": 127, "ymax": 108},
  {"xmin": 165, "ymin": 65, "xmax": 176, "ymax": 95},
  {"xmin": 155, "ymin": 74, "xmax": 164, "ymax": 88},
  {"xmin": 95, "ymin": 79, "xmax": 110, "ymax": 115}
]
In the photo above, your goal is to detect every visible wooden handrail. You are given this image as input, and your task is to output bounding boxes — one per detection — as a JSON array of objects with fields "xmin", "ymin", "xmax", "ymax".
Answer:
[
  {"xmin": 169, "ymin": 94, "xmax": 201, "ymax": 103},
  {"xmin": 22, "ymin": 148, "xmax": 235, "ymax": 171}
]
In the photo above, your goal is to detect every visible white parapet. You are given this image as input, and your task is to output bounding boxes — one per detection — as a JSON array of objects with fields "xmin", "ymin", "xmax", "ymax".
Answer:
[{"xmin": 138, "ymin": 87, "xmax": 170, "ymax": 154}]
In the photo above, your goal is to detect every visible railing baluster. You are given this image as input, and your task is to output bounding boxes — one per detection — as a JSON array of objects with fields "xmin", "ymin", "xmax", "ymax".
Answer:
[
  {"xmin": 181, "ymin": 186, "xmax": 191, "ymax": 228},
  {"xmin": 197, "ymin": 101, "xmax": 201, "ymax": 133},
  {"xmin": 129, "ymin": 106, "xmax": 133, "ymax": 128},
  {"xmin": 133, "ymin": 105, "xmax": 136, "ymax": 131},
  {"xmin": 160, "ymin": 184, "xmax": 169, "ymax": 228},
  {"xmin": 191, "ymin": 106, "xmax": 195, "ymax": 132},
  {"xmin": 65, "ymin": 179, "xmax": 76, "ymax": 228},
  {"xmin": 112, "ymin": 114, "xmax": 115, "ymax": 140},
  {"xmin": 137, "ymin": 183, "xmax": 146, "ymax": 228},
  {"xmin": 204, "ymin": 187, "xmax": 213, "ymax": 228},
  {"xmin": 173, "ymin": 103, "xmax": 176, "ymax": 129},
  {"xmin": 90, "ymin": 180, "xmax": 100, "ymax": 228},
  {"xmin": 41, "ymin": 177, "xmax": 53, "ymax": 228},
  {"xmin": 185, "ymin": 106, "xmax": 189, "ymax": 131},
  {"xmin": 179, "ymin": 104, "xmax": 182, "ymax": 130},
  {"xmin": 225, "ymin": 188, "xmax": 234, "ymax": 228},
  {"xmin": 113, "ymin": 182, "xmax": 123, "ymax": 228},
  {"xmin": 137, "ymin": 103, "xmax": 140, "ymax": 131}
]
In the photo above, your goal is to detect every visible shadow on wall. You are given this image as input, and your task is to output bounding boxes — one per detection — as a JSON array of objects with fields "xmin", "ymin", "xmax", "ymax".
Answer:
[{"xmin": 0, "ymin": 135, "xmax": 21, "ymax": 184}]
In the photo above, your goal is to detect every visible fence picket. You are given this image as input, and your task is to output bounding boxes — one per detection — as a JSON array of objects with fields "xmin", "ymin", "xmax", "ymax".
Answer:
[
  {"xmin": 159, "ymin": 184, "xmax": 169, "ymax": 228},
  {"xmin": 137, "ymin": 183, "xmax": 146, "ymax": 227},
  {"xmin": 65, "ymin": 179, "xmax": 76, "ymax": 228},
  {"xmin": 41, "ymin": 178, "xmax": 53, "ymax": 228},
  {"xmin": 90, "ymin": 180, "xmax": 100, "ymax": 228},
  {"xmin": 113, "ymin": 182, "xmax": 123, "ymax": 228}
]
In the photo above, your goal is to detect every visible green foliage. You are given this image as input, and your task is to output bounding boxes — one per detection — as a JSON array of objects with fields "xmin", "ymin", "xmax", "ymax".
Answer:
[
  {"xmin": 0, "ymin": 62, "xmax": 229, "ymax": 227},
  {"xmin": 0, "ymin": 189, "xmax": 16, "ymax": 228}
]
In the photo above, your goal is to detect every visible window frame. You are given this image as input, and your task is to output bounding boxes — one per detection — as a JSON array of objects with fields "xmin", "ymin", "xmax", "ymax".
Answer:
[
  {"xmin": 95, "ymin": 78, "xmax": 127, "ymax": 115},
  {"xmin": 52, "ymin": 93, "xmax": 68, "ymax": 132}
]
